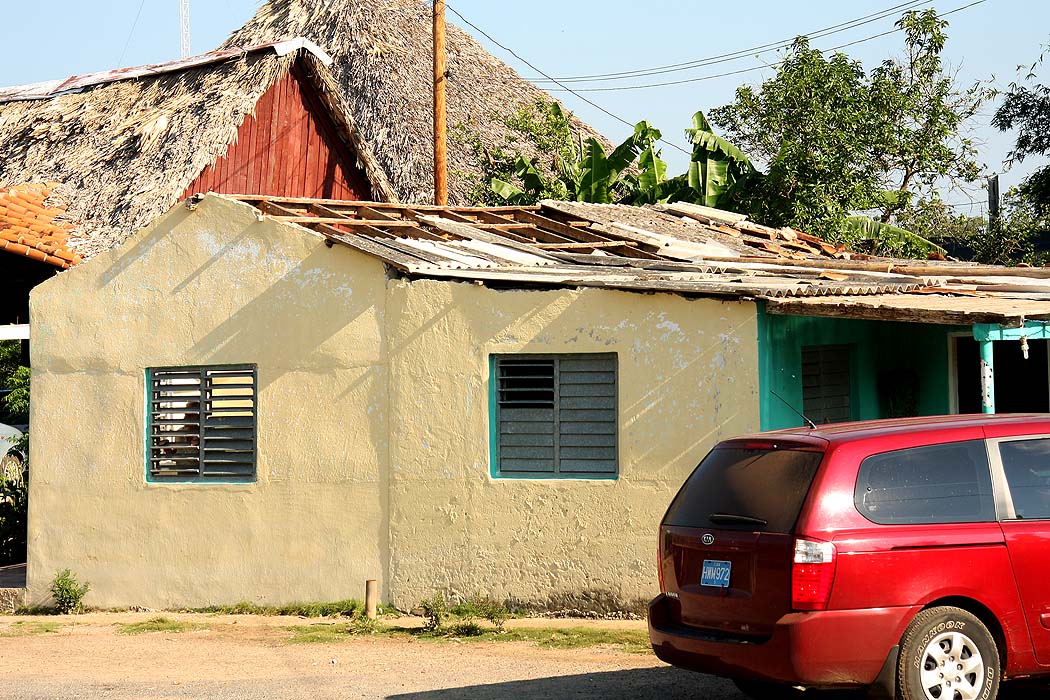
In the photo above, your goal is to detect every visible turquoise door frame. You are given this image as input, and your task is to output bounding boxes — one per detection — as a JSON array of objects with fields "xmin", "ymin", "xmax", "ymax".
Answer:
[{"xmin": 972, "ymin": 321, "xmax": 1050, "ymax": 414}]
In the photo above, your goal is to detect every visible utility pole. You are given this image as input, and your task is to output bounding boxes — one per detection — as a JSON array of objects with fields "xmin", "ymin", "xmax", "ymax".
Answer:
[
  {"xmin": 180, "ymin": 0, "xmax": 191, "ymax": 59},
  {"xmin": 988, "ymin": 174, "xmax": 1001, "ymax": 230},
  {"xmin": 433, "ymin": 0, "xmax": 448, "ymax": 206}
]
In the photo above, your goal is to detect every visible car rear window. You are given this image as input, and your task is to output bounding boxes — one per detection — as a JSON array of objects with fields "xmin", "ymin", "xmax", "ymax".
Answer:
[
  {"xmin": 855, "ymin": 440, "xmax": 995, "ymax": 525},
  {"xmin": 998, "ymin": 438, "xmax": 1050, "ymax": 520},
  {"xmin": 663, "ymin": 447, "xmax": 824, "ymax": 532}
]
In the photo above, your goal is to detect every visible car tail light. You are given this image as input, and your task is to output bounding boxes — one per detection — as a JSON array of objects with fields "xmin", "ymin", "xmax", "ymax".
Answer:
[
  {"xmin": 792, "ymin": 538, "xmax": 836, "ymax": 611},
  {"xmin": 657, "ymin": 540, "xmax": 666, "ymax": 592}
]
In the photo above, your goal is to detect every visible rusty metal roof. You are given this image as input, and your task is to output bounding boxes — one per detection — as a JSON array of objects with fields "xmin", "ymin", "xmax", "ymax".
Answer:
[{"xmin": 0, "ymin": 39, "xmax": 331, "ymax": 104}]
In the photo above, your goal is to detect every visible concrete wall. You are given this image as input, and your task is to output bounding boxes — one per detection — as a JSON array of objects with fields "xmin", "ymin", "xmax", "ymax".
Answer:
[
  {"xmin": 28, "ymin": 196, "xmax": 391, "ymax": 608},
  {"xmin": 385, "ymin": 280, "xmax": 759, "ymax": 610},
  {"xmin": 28, "ymin": 194, "xmax": 760, "ymax": 609},
  {"xmin": 759, "ymin": 308, "xmax": 961, "ymax": 431}
]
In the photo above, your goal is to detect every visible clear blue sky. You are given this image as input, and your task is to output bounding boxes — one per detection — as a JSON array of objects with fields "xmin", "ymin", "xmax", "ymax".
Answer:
[{"xmin": 0, "ymin": 0, "xmax": 1044, "ymax": 212}]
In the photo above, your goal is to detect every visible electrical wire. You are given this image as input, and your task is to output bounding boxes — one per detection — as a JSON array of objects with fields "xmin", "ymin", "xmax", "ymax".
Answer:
[
  {"xmin": 117, "ymin": 0, "xmax": 149, "ymax": 68},
  {"xmin": 444, "ymin": 3, "xmax": 693, "ymax": 155},
  {"xmin": 545, "ymin": 0, "xmax": 988, "ymax": 93},
  {"xmin": 532, "ymin": 0, "xmax": 928, "ymax": 84}
]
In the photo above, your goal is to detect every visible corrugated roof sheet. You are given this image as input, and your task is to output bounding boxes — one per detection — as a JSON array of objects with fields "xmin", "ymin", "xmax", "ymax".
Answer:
[
  {"xmin": 0, "ymin": 39, "xmax": 332, "ymax": 104},
  {"xmin": 227, "ymin": 195, "xmax": 928, "ymax": 299},
  {"xmin": 223, "ymin": 195, "xmax": 1050, "ymax": 325}
]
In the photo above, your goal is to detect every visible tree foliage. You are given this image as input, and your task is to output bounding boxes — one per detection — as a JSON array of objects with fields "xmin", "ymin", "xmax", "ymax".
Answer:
[
  {"xmin": 710, "ymin": 9, "xmax": 986, "ymax": 243},
  {"xmin": 993, "ymin": 44, "xmax": 1050, "ymax": 210},
  {"xmin": 486, "ymin": 103, "xmax": 753, "ymax": 209}
]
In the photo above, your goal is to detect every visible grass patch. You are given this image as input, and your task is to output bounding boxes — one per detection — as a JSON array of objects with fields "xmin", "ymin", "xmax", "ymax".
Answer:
[
  {"xmin": 497, "ymin": 627, "xmax": 652, "ymax": 653},
  {"xmin": 0, "ymin": 620, "xmax": 61, "ymax": 637},
  {"xmin": 287, "ymin": 617, "xmax": 381, "ymax": 644},
  {"xmin": 382, "ymin": 622, "xmax": 652, "ymax": 653},
  {"xmin": 186, "ymin": 599, "xmax": 365, "ymax": 618},
  {"xmin": 119, "ymin": 616, "xmax": 207, "ymax": 635}
]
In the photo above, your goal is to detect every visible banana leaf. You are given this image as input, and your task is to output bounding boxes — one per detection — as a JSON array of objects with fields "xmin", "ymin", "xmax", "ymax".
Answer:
[{"xmin": 844, "ymin": 216, "xmax": 948, "ymax": 256}]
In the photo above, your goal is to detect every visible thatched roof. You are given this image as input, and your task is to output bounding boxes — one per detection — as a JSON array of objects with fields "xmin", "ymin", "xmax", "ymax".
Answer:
[
  {"xmin": 223, "ymin": 0, "xmax": 610, "ymax": 206},
  {"xmin": 0, "ymin": 40, "xmax": 395, "ymax": 259}
]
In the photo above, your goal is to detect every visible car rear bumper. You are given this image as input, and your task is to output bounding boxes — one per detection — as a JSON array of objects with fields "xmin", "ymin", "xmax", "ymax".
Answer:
[{"xmin": 648, "ymin": 594, "xmax": 919, "ymax": 688}]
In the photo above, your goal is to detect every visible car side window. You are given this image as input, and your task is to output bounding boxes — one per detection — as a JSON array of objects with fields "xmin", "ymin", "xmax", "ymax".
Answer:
[
  {"xmin": 855, "ymin": 440, "xmax": 995, "ymax": 525},
  {"xmin": 998, "ymin": 439, "xmax": 1050, "ymax": 520}
]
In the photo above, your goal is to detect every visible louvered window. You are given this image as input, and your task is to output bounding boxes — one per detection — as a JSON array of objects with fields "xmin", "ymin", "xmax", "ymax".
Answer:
[
  {"xmin": 493, "ymin": 354, "xmax": 618, "ymax": 478},
  {"xmin": 801, "ymin": 345, "xmax": 852, "ymax": 425},
  {"xmin": 147, "ymin": 365, "xmax": 257, "ymax": 482}
]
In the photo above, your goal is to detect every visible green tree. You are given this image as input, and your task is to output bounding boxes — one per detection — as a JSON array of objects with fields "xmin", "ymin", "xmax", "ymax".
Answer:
[
  {"xmin": 710, "ymin": 9, "xmax": 986, "ymax": 242},
  {"xmin": 993, "ymin": 44, "xmax": 1050, "ymax": 210}
]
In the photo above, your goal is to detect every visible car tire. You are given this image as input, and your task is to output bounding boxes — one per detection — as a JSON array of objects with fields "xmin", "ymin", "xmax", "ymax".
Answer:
[{"xmin": 897, "ymin": 606, "xmax": 1000, "ymax": 700}]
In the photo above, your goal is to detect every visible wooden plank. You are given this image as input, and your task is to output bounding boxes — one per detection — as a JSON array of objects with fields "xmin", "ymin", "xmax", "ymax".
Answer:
[
  {"xmin": 762, "ymin": 298, "xmax": 1043, "ymax": 325},
  {"xmin": 270, "ymin": 216, "xmax": 421, "ymax": 227},
  {"xmin": 315, "ymin": 223, "xmax": 430, "ymax": 270},
  {"xmin": 534, "ymin": 241, "xmax": 639, "ymax": 250},
  {"xmin": 418, "ymin": 217, "xmax": 563, "ymax": 261}
]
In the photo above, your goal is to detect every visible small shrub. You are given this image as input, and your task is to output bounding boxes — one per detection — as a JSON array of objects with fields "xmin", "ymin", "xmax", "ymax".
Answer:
[
  {"xmin": 480, "ymin": 599, "xmax": 510, "ymax": 633},
  {"xmin": 50, "ymin": 569, "xmax": 90, "ymax": 614},
  {"xmin": 420, "ymin": 592, "xmax": 447, "ymax": 631},
  {"xmin": 446, "ymin": 620, "xmax": 485, "ymax": 637}
]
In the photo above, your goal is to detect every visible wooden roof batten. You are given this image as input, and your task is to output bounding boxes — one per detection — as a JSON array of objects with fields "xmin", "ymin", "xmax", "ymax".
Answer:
[{"xmin": 224, "ymin": 194, "xmax": 1050, "ymax": 325}]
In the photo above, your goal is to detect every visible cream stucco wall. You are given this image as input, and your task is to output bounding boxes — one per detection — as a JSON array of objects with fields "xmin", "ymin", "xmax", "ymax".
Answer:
[
  {"xmin": 385, "ymin": 280, "xmax": 759, "ymax": 610},
  {"xmin": 28, "ymin": 194, "xmax": 760, "ymax": 610},
  {"xmin": 28, "ymin": 196, "xmax": 392, "ymax": 608}
]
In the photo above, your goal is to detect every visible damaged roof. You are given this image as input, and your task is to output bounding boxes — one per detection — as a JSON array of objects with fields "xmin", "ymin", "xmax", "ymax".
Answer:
[{"xmin": 224, "ymin": 194, "xmax": 1050, "ymax": 324}]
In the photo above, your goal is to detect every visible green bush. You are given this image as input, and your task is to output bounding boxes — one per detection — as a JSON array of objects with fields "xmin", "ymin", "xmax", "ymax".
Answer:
[
  {"xmin": 420, "ymin": 592, "xmax": 447, "ymax": 631},
  {"xmin": 50, "ymin": 569, "xmax": 90, "ymax": 614},
  {"xmin": 480, "ymin": 599, "xmax": 510, "ymax": 633}
]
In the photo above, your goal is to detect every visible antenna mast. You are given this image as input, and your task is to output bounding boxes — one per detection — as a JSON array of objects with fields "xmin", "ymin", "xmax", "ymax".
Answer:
[{"xmin": 180, "ymin": 0, "xmax": 191, "ymax": 58}]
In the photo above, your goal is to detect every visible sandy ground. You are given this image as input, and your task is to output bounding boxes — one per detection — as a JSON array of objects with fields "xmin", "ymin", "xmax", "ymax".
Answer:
[
  {"xmin": 3, "ymin": 613, "xmax": 1045, "ymax": 699},
  {"xmin": 0, "ymin": 613, "xmax": 747, "ymax": 700}
]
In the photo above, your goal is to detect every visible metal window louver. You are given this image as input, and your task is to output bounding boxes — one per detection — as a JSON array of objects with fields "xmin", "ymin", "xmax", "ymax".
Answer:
[
  {"xmin": 148, "ymin": 365, "xmax": 257, "ymax": 482},
  {"xmin": 495, "ymin": 354, "xmax": 617, "ymax": 478}
]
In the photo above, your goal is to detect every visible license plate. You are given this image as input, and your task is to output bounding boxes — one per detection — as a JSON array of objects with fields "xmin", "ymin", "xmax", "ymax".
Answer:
[{"xmin": 700, "ymin": 559, "xmax": 732, "ymax": 588}]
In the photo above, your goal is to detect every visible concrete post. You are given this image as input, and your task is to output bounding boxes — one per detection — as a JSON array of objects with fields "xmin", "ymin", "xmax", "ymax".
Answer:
[{"xmin": 980, "ymin": 339, "xmax": 995, "ymax": 414}]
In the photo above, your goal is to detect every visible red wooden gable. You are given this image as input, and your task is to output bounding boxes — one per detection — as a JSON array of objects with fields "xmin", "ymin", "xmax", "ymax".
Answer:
[{"xmin": 183, "ymin": 65, "xmax": 372, "ymax": 201}]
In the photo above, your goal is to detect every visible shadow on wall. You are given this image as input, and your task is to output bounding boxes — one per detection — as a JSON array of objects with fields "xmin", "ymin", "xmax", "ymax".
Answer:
[{"xmin": 386, "ymin": 667, "xmax": 748, "ymax": 700}]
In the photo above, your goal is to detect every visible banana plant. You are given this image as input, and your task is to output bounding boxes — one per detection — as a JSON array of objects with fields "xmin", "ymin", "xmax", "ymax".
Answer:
[{"xmin": 685, "ymin": 111, "xmax": 758, "ymax": 209}]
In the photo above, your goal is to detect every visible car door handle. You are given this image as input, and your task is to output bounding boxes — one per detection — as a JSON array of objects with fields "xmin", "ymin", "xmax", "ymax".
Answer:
[{"xmin": 1040, "ymin": 613, "xmax": 1050, "ymax": 630}]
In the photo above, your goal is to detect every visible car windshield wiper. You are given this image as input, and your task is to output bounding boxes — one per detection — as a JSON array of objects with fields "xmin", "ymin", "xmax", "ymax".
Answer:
[{"xmin": 708, "ymin": 512, "xmax": 768, "ymax": 527}]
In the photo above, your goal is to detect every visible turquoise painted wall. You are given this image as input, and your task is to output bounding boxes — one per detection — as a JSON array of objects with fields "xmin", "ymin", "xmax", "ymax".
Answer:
[{"xmin": 758, "ymin": 305, "xmax": 965, "ymax": 430}]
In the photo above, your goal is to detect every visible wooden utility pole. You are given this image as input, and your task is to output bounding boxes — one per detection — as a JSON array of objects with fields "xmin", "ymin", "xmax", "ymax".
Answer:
[
  {"xmin": 988, "ymin": 174, "xmax": 1001, "ymax": 230},
  {"xmin": 433, "ymin": 0, "xmax": 448, "ymax": 206}
]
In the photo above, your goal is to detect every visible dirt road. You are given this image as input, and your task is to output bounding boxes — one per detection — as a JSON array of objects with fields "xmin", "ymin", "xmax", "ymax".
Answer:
[{"xmin": 1, "ymin": 613, "xmax": 745, "ymax": 700}]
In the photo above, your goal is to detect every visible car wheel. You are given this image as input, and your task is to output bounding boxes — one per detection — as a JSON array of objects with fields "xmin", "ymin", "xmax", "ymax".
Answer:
[{"xmin": 897, "ymin": 606, "xmax": 1000, "ymax": 700}]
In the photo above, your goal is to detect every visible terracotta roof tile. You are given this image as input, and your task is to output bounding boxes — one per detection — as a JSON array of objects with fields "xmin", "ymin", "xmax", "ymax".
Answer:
[{"xmin": 0, "ymin": 183, "xmax": 81, "ymax": 269}]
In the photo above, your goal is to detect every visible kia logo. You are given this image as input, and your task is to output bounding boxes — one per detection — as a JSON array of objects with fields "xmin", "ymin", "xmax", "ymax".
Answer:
[{"xmin": 702, "ymin": 534, "xmax": 715, "ymax": 546}]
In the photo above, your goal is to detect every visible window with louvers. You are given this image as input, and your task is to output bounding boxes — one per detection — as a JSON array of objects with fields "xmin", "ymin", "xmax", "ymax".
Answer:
[
  {"xmin": 148, "ymin": 365, "xmax": 257, "ymax": 482},
  {"xmin": 494, "ymin": 354, "xmax": 618, "ymax": 478}
]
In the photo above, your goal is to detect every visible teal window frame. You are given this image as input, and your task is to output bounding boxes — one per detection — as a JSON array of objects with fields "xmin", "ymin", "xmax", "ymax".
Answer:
[
  {"xmin": 489, "ymin": 353, "xmax": 619, "ymax": 481},
  {"xmin": 145, "ymin": 364, "xmax": 258, "ymax": 485}
]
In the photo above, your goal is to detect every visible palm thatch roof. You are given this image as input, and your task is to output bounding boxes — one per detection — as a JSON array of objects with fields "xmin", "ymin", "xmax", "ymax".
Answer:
[
  {"xmin": 0, "ymin": 40, "xmax": 394, "ymax": 259},
  {"xmin": 223, "ymin": 0, "xmax": 610, "ymax": 206}
]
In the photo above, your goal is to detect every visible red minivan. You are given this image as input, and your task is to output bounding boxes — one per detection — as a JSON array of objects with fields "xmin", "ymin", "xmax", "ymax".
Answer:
[{"xmin": 649, "ymin": 415, "xmax": 1050, "ymax": 699}]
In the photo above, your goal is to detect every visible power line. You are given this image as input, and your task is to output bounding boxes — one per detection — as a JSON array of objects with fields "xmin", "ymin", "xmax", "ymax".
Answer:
[
  {"xmin": 117, "ymin": 0, "xmax": 149, "ymax": 68},
  {"xmin": 444, "ymin": 3, "xmax": 693, "ymax": 155},
  {"xmin": 532, "ymin": 0, "xmax": 927, "ymax": 84},
  {"xmin": 545, "ymin": 0, "xmax": 987, "ymax": 93}
]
